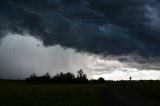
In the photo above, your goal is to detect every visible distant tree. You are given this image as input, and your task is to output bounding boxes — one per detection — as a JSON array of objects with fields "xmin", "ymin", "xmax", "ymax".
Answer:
[
  {"xmin": 129, "ymin": 77, "xmax": 132, "ymax": 81},
  {"xmin": 66, "ymin": 72, "xmax": 75, "ymax": 80},
  {"xmin": 37, "ymin": 72, "xmax": 51, "ymax": 83},
  {"xmin": 98, "ymin": 77, "xmax": 105, "ymax": 82},
  {"xmin": 42, "ymin": 72, "xmax": 51, "ymax": 79},
  {"xmin": 43, "ymin": 72, "xmax": 50, "ymax": 77},
  {"xmin": 77, "ymin": 69, "xmax": 83, "ymax": 78},
  {"xmin": 30, "ymin": 73, "xmax": 36, "ymax": 78},
  {"xmin": 25, "ymin": 73, "xmax": 38, "ymax": 83},
  {"xmin": 25, "ymin": 69, "xmax": 108, "ymax": 84},
  {"xmin": 82, "ymin": 73, "xmax": 87, "ymax": 79},
  {"xmin": 52, "ymin": 72, "xmax": 75, "ymax": 83},
  {"xmin": 76, "ymin": 69, "xmax": 88, "ymax": 83}
]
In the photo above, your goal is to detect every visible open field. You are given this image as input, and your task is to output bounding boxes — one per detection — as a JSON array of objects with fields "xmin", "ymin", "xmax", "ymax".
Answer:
[
  {"xmin": 101, "ymin": 81, "xmax": 160, "ymax": 106},
  {"xmin": 0, "ymin": 81, "xmax": 104, "ymax": 106},
  {"xmin": 0, "ymin": 81, "xmax": 160, "ymax": 106}
]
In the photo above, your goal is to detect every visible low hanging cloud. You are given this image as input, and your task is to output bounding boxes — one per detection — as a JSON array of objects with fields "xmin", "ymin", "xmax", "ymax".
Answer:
[
  {"xmin": 0, "ymin": 0, "xmax": 160, "ymax": 63},
  {"xmin": 0, "ymin": 34, "xmax": 160, "ymax": 79},
  {"xmin": 0, "ymin": 34, "xmax": 92, "ymax": 79},
  {"xmin": 0, "ymin": 34, "xmax": 130, "ymax": 79}
]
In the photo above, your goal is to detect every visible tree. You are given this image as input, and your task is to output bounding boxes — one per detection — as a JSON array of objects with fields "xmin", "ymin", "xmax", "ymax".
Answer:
[
  {"xmin": 25, "ymin": 73, "xmax": 37, "ymax": 83},
  {"xmin": 42, "ymin": 72, "xmax": 51, "ymax": 79},
  {"xmin": 40, "ymin": 72, "xmax": 51, "ymax": 83},
  {"xmin": 77, "ymin": 69, "xmax": 84, "ymax": 78},
  {"xmin": 52, "ymin": 72, "xmax": 75, "ymax": 83},
  {"xmin": 30, "ymin": 73, "xmax": 36, "ymax": 78},
  {"xmin": 98, "ymin": 77, "xmax": 105, "ymax": 82},
  {"xmin": 76, "ymin": 69, "xmax": 88, "ymax": 83},
  {"xmin": 43, "ymin": 72, "xmax": 50, "ymax": 77},
  {"xmin": 129, "ymin": 77, "xmax": 132, "ymax": 81}
]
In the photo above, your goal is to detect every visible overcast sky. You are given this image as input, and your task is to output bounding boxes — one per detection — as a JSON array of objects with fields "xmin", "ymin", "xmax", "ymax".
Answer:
[{"xmin": 0, "ymin": 0, "xmax": 160, "ymax": 80}]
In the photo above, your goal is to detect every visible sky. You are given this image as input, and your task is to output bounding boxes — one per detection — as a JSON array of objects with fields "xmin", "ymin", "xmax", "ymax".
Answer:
[{"xmin": 0, "ymin": 0, "xmax": 160, "ymax": 80}]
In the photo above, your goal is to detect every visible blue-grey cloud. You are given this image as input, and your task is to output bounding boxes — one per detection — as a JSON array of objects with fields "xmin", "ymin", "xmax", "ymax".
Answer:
[{"xmin": 0, "ymin": 0, "xmax": 160, "ymax": 62}]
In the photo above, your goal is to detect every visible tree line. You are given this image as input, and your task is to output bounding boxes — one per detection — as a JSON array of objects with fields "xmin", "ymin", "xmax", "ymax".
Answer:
[{"xmin": 25, "ymin": 69, "xmax": 106, "ymax": 84}]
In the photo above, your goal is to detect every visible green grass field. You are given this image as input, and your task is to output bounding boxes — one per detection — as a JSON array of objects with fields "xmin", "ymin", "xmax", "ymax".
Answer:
[
  {"xmin": 122, "ymin": 81, "xmax": 160, "ymax": 100},
  {"xmin": 0, "ymin": 81, "xmax": 160, "ymax": 106},
  {"xmin": 105, "ymin": 81, "xmax": 160, "ymax": 101},
  {"xmin": 0, "ymin": 81, "xmax": 105, "ymax": 106}
]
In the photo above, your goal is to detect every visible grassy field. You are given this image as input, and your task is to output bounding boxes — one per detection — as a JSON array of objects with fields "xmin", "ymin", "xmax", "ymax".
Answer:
[
  {"xmin": 0, "ymin": 81, "xmax": 105, "ymax": 106},
  {"xmin": 0, "ymin": 81, "xmax": 160, "ymax": 106},
  {"xmin": 102, "ymin": 81, "xmax": 160, "ymax": 102},
  {"xmin": 119, "ymin": 81, "xmax": 160, "ymax": 100}
]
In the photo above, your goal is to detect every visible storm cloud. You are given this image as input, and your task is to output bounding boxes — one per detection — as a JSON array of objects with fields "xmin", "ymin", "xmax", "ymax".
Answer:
[
  {"xmin": 0, "ymin": 0, "xmax": 160, "ymax": 62},
  {"xmin": 0, "ymin": 34, "xmax": 160, "ymax": 79}
]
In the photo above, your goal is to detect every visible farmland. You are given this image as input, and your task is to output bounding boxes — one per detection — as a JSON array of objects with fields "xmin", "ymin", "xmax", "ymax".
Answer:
[
  {"xmin": 0, "ymin": 81, "xmax": 104, "ymax": 106},
  {"xmin": 0, "ymin": 80, "xmax": 160, "ymax": 106}
]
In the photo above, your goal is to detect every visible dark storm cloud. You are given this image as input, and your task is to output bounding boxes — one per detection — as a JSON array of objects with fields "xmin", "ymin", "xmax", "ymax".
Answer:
[{"xmin": 0, "ymin": 0, "xmax": 160, "ymax": 62}]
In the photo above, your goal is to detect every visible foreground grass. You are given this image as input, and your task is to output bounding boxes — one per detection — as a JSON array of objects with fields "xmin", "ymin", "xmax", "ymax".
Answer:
[
  {"xmin": 0, "ymin": 81, "xmax": 105, "ymax": 106},
  {"xmin": 124, "ymin": 81, "xmax": 160, "ymax": 100},
  {"xmin": 0, "ymin": 81, "xmax": 160, "ymax": 106},
  {"xmin": 106, "ymin": 81, "xmax": 160, "ymax": 100}
]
